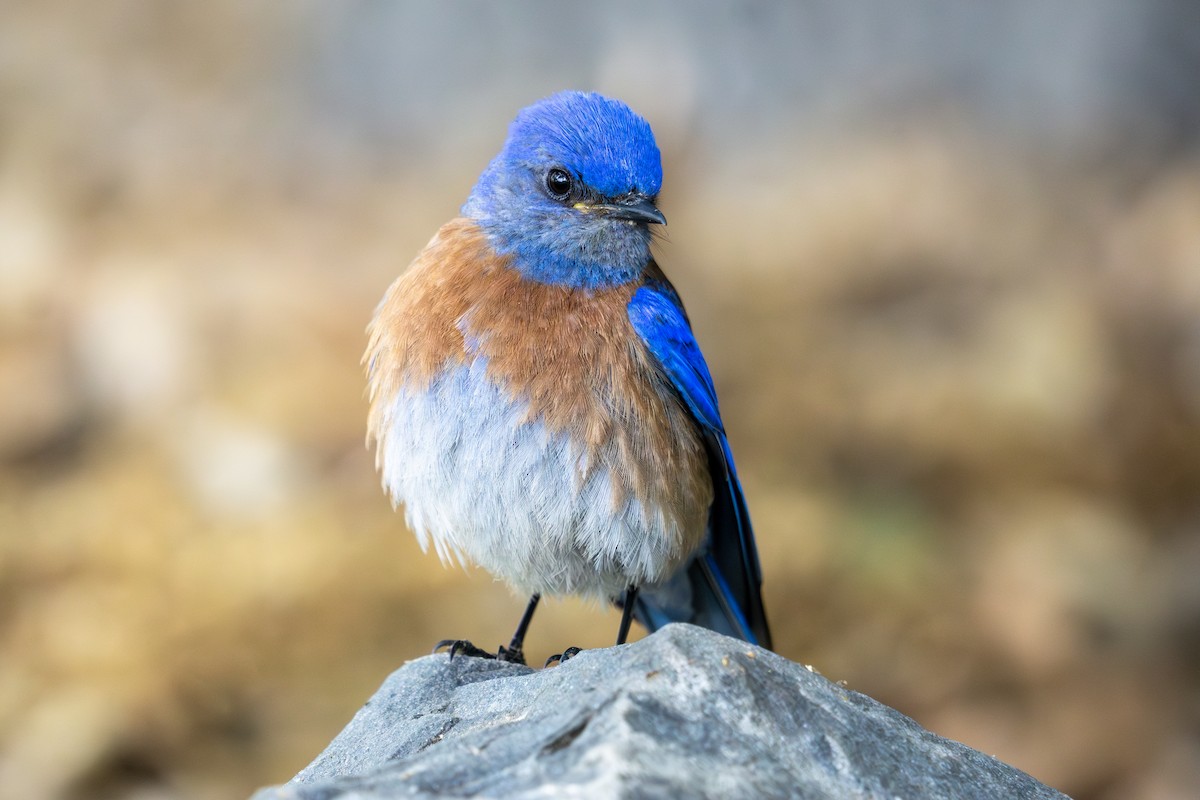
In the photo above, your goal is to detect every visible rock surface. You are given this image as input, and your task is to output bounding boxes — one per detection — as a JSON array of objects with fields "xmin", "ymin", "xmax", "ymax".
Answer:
[{"xmin": 253, "ymin": 624, "xmax": 1069, "ymax": 800}]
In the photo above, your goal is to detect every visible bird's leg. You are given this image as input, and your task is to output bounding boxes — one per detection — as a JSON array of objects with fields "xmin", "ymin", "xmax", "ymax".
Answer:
[
  {"xmin": 616, "ymin": 585, "xmax": 639, "ymax": 645},
  {"xmin": 497, "ymin": 593, "xmax": 540, "ymax": 664},
  {"xmin": 433, "ymin": 594, "xmax": 540, "ymax": 665}
]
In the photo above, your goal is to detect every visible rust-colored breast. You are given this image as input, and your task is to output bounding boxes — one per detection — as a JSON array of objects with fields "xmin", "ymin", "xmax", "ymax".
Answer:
[
  {"xmin": 366, "ymin": 217, "xmax": 710, "ymax": 517},
  {"xmin": 365, "ymin": 218, "xmax": 490, "ymax": 410}
]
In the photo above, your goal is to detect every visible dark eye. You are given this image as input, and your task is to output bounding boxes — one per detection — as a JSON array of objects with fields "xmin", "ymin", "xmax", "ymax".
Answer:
[{"xmin": 545, "ymin": 168, "xmax": 573, "ymax": 201}]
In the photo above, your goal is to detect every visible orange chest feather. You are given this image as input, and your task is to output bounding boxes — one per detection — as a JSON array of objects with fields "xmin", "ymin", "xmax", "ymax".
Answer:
[{"xmin": 367, "ymin": 218, "xmax": 692, "ymax": 453}]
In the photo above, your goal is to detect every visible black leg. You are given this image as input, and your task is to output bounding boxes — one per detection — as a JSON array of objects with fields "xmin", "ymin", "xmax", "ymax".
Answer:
[
  {"xmin": 616, "ymin": 585, "xmax": 639, "ymax": 645},
  {"xmin": 498, "ymin": 593, "xmax": 540, "ymax": 664},
  {"xmin": 434, "ymin": 593, "xmax": 541, "ymax": 665}
]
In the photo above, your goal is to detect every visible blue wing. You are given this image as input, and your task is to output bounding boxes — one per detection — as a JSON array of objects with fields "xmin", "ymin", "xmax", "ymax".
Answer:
[{"xmin": 626, "ymin": 272, "xmax": 772, "ymax": 649}]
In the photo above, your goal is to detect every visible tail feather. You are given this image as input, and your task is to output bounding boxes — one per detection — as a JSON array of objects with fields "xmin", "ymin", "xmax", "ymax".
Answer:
[{"xmin": 634, "ymin": 553, "xmax": 770, "ymax": 648}]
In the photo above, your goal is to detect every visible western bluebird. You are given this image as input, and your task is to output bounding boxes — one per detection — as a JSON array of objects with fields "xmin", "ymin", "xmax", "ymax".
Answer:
[{"xmin": 365, "ymin": 91, "xmax": 771, "ymax": 664}]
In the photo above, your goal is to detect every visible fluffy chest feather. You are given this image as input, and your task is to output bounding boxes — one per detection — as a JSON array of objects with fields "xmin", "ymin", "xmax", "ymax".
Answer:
[{"xmin": 365, "ymin": 219, "xmax": 711, "ymax": 597}]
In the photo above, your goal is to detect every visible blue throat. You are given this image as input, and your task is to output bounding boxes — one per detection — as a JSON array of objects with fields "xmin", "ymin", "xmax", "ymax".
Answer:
[{"xmin": 499, "ymin": 226, "xmax": 652, "ymax": 289}]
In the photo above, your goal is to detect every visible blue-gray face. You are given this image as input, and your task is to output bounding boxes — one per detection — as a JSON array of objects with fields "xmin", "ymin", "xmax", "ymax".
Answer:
[{"xmin": 462, "ymin": 91, "xmax": 665, "ymax": 289}]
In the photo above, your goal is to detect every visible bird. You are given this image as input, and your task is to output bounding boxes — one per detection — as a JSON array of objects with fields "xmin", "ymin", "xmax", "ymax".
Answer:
[{"xmin": 365, "ymin": 91, "xmax": 771, "ymax": 665}]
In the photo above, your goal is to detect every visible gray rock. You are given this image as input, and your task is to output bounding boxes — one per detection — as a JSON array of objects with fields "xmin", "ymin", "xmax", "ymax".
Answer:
[{"xmin": 253, "ymin": 624, "xmax": 1069, "ymax": 800}]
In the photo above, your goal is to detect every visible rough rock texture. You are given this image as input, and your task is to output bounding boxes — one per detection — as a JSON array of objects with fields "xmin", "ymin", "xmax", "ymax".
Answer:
[{"xmin": 253, "ymin": 624, "xmax": 1069, "ymax": 800}]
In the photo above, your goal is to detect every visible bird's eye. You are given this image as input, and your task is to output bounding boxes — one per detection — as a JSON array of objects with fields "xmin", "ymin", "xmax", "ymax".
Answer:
[{"xmin": 545, "ymin": 168, "xmax": 573, "ymax": 201}]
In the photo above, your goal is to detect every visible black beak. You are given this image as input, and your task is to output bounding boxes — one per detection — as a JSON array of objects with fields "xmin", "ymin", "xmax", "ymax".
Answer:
[{"xmin": 592, "ymin": 196, "xmax": 667, "ymax": 226}]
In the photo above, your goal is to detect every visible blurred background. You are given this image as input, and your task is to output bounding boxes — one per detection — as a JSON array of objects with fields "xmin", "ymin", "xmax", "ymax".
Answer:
[{"xmin": 2, "ymin": 2, "xmax": 1199, "ymax": 798}]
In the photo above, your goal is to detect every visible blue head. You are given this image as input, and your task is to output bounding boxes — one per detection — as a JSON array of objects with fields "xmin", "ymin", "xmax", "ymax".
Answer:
[{"xmin": 462, "ymin": 91, "xmax": 665, "ymax": 288}]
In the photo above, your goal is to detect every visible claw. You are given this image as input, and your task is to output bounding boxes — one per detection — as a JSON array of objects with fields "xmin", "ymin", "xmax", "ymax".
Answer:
[
  {"xmin": 433, "ymin": 639, "xmax": 496, "ymax": 660},
  {"xmin": 432, "ymin": 639, "xmax": 528, "ymax": 665},
  {"xmin": 544, "ymin": 646, "xmax": 583, "ymax": 667}
]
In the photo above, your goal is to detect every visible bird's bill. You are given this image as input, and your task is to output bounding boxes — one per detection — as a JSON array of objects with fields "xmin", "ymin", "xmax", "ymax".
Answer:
[{"xmin": 580, "ymin": 197, "xmax": 667, "ymax": 225}]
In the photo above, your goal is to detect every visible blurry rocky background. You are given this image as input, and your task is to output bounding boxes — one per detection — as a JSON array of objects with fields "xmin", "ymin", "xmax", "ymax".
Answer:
[{"xmin": 2, "ymin": 2, "xmax": 1198, "ymax": 799}]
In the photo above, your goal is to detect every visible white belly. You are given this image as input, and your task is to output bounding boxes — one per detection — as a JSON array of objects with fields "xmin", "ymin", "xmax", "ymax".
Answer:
[{"xmin": 374, "ymin": 360, "xmax": 700, "ymax": 600}]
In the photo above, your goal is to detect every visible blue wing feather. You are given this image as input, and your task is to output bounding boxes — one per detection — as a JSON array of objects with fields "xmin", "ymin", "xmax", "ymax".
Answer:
[
  {"xmin": 625, "ymin": 283, "xmax": 723, "ymax": 433},
  {"xmin": 626, "ymin": 274, "xmax": 772, "ymax": 649}
]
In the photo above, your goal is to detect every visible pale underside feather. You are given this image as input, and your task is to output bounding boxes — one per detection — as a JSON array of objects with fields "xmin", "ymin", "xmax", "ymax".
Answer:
[{"xmin": 375, "ymin": 361, "xmax": 707, "ymax": 600}]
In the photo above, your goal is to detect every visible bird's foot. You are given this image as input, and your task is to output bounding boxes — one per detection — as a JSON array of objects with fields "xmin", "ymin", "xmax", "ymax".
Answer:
[
  {"xmin": 495, "ymin": 644, "xmax": 527, "ymax": 665},
  {"xmin": 433, "ymin": 639, "xmax": 528, "ymax": 665},
  {"xmin": 543, "ymin": 646, "xmax": 583, "ymax": 667},
  {"xmin": 433, "ymin": 639, "xmax": 494, "ymax": 660}
]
